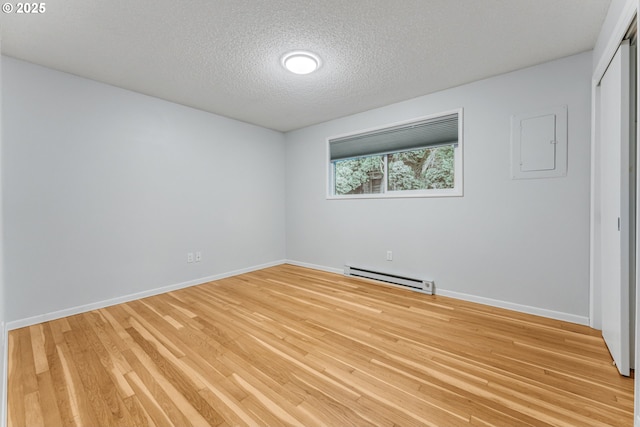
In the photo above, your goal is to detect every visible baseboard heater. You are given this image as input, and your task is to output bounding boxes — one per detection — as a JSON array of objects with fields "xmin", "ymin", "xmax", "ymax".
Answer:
[{"xmin": 344, "ymin": 265, "xmax": 434, "ymax": 295}]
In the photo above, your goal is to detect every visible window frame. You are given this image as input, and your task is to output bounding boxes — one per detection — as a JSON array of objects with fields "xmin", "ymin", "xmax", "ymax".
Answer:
[{"xmin": 326, "ymin": 108, "xmax": 464, "ymax": 199}]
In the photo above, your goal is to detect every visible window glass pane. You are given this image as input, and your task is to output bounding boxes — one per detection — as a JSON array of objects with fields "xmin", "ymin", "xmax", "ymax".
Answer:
[
  {"xmin": 334, "ymin": 155, "xmax": 384, "ymax": 195},
  {"xmin": 387, "ymin": 146, "xmax": 455, "ymax": 191}
]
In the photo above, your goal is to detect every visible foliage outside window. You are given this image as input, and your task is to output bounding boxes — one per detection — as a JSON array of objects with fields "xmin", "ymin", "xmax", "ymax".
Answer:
[
  {"xmin": 334, "ymin": 155, "xmax": 384, "ymax": 195},
  {"xmin": 328, "ymin": 110, "xmax": 462, "ymax": 198}
]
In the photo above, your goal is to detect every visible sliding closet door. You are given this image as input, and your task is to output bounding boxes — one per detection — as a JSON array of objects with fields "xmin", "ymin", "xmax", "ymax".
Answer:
[{"xmin": 599, "ymin": 40, "xmax": 632, "ymax": 376}]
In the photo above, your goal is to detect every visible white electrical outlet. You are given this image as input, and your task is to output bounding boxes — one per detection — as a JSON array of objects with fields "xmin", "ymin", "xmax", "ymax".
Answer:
[
  {"xmin": 187, "ymin": 252, "xmax": 194, "ymax": 263},
  {"xmin": 195, "ymin": 251, "xmax": 202, "ymax": 262},
  {"xmin": 386, "ymin": 250, "xmax": 393, "ymax": 261}
]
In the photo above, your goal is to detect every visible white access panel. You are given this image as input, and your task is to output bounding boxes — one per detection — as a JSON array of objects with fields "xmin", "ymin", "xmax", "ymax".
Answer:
[
  {"xmin": 520, "ymin": 114, "xmax": 556, "ymax": 171},
  {"xmin": 511, "ymin": 105, "xmax": 567, "ymax": 179}
]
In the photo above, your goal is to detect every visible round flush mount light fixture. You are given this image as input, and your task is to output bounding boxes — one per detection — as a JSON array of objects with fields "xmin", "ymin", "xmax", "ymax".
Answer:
[{"xmin": 282, "ymin": 51, "xmax": 320, "ymax": 75}]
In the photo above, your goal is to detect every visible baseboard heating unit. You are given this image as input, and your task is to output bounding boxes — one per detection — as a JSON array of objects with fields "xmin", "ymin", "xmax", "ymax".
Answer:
[{"xmin": 344, "ymin": 265, "xmax": 434, "ymax": 295}]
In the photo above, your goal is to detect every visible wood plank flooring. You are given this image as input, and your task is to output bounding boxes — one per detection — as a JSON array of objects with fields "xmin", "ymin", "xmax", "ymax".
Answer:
[{"xmin": 7, "ymin": 264, "xmax": 634, "ymax": 426}]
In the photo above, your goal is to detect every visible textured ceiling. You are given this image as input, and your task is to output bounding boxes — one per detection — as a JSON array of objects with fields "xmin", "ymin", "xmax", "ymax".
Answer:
[{"xmin": 1, "ymin": 0, "xmax": 611, "ymax": 132}]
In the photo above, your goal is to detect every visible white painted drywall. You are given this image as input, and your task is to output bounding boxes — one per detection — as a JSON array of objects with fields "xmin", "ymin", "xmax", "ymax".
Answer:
[
  {"xmin": 0, "ymin": 41, "xmax": 5, "ymax": 427},
  {"xmin": 1, "ymin": 56, "xmax": 286, "ymax": 322},
  {"xmin": 285, "ymin": 52, "xmax": 592, "ymax": 320}
]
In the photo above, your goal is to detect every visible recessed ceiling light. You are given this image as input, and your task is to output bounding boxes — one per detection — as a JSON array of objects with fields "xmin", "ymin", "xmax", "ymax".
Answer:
[{"xmin": 282, "ymin": 51, "xmax": 320, "ymax": 75}]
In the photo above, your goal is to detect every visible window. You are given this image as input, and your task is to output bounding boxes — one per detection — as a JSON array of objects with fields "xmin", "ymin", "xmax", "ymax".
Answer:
[{"xmin": 328, "ymin": 109, "xmax": 463, "ymax": 198}]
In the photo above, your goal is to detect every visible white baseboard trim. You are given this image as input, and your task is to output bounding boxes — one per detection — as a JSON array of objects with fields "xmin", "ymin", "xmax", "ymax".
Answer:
[
  {"xmin": 436, "ymin": 289, "xmax": 590, "ymax": 326},
  {"xmin": 6, "ymin": 260, "xmax": 287, "ymax": 331},
  {"xmin": 286, "ymin": 260, "xmax": 590, "ymax": 326},
  {"xmin": 4, "ymin": 258, "xmax": 592, "ymax": 331},
  {"xmin": 284, "ymin": 259, "xmax": 344, "ymax": 275}
]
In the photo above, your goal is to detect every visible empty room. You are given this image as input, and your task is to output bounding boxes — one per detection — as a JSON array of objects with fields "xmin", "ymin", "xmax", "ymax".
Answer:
[{"xmin": 1, "ymin": 0, "xmax": 639, "ymax": 426}]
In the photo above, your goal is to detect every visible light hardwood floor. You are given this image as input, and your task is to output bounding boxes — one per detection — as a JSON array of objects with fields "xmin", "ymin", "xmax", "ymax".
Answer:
[{"xmin": 7, "ymin": 264, "xmax": 634, "ymax": 426}]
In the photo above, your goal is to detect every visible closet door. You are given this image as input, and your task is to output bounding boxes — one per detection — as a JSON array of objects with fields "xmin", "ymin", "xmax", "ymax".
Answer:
[{"xmin": 599, "ymin": 40, "xmax": 631, "ymax": 376}]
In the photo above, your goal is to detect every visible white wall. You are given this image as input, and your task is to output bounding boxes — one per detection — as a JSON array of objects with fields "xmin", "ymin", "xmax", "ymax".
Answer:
[
  {"xmin": 2, "ymin": 56, "xmax": 286, "ymax": 323},
  {"xmin": 0, "ymin": 41, "xmax": 5, "ymax": 427},
  {"xmin": 285, "ymin": 52, "xmax": 592, "ymax": 323}
]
